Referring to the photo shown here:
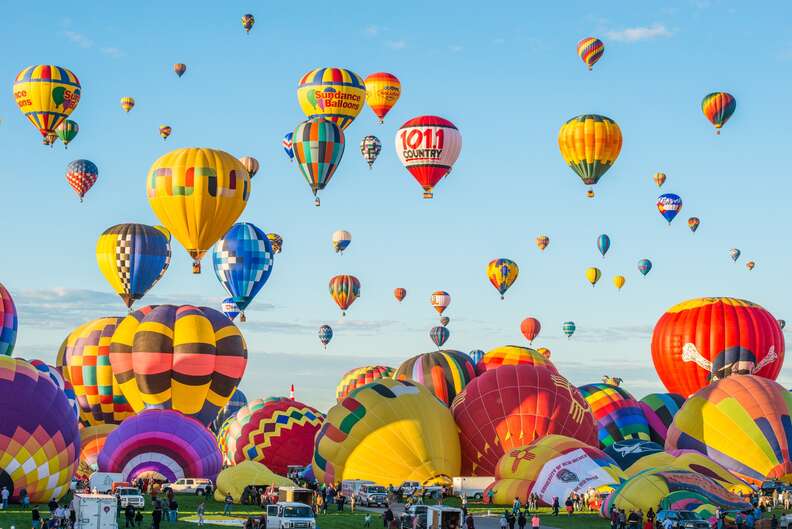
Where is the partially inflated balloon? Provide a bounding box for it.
[520,318,541,343]
[211,388,247,434]
[394,350,476,406]
[431,291,450,314]
[597,234,610,257]
[25,359,79,419]
[558,114,622,195]
[602,440,664,471]
[577,37,604,70]
[241,14,255,33]
[66,159,98,202]
[14,65,81,142]
[319,325,333,349]
[702,92,736,134]
[239,156,259,178]
[360,135,381,168]
[562,321,576,338]
[625,449,751,493]
[487,258,519,299]
[335,366,395,402]
[329,275,360,316]
[147,147,251,273]
[282,132,294,161]
[429,326,450,349]
[267,233,283,254]
[653,172,666,187]
[688,217,700,233]
[637,393,686,445]
[56,119,78,148]
[364,72,401,123]
[173,63,187,77]
[120,97,135,112]
[586,267,602,286]
[396,116,462,199]
[332,230,352,254]
[536,235,549,251]
[79,424,117,476]
[638,259,652,276]
[657,193,682,224]
[0,283,18,356]
[293,118,345,206]
[578,383,651,448]
[394,287,406,302]
[613,275,626,291]
[476,345,556,375]
[297,68,366,130]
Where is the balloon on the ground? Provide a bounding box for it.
[394,350,477,406]
[313,378,461,485]
[214,461,295,504]
[651,297,784,397]
[613,275,626,291]
[394,288,406,302]
[0,283,18,356]
[585,267,602,287]
[329,275,360,316]
[520,317,541,343]
[558,114,622,195]
[159,125,171,140]
[293,118,345,206]
[267,233,283,254]
[578,383,651,448]
[364,72,401,123]
[120,97,135,112]
[625,449,751,493]
[173,63,186,77]
[431,291,451,314]
[25,360,79,419]
[638,259,652,276]
[688,217,700,233]
[221,298,240,321]
[602,440,664,471]
[729,248,741,261]
[241,14,255,33]
[562,321,576,338]
[238,156,259,178]
[14,65,81,142]
[98,409,222,482]
[475,345,557,375]
[335,365,395,402]
[665,375,792,484]
[487,258,519,299]
[452,364,597,475]
[282,132,294,161]
[536,235,549,251]
[332,230,352,254]
[597,234,610,257]
[429,326,450,349]
[78,424,117,476]
[638,393,686,445]
[297,68,366,130]
[702,92,736,134]
[577,37,604,70]
[396,116,462,199]
[109,305,247,426]
[210,388,247,434]
[319,325,333,349]
[66,159,98,202]
[657,193,682,224]
[360,136,381,168]
[56,119,78,148]
[653,172,666,187]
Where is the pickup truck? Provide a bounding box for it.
[115,487,145,509]
[265,502,316,529]
[356,485,388,507]
[163,478,213,496]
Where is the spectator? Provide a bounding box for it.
[69,506,76,529]
[224,493,234,516]
[552,497,559,516]
[196,502,205,527]
[772,514,779,529]
[517,510,526,529]
[364,513,372,527]
[244,517,255,529]
[499,512,508,529]
[152,498,162,529]
[0,486,8,510]
[507,511,515,529]
[487,489,495,505]
[135,509,143,528]
[169,498,178,522]
[337,494,346,512]
[512,497,521,516]
[530,515,540,529]
[20,487,30,508]
[465,513,475,529]
[627,510,639,529]
[32,506,42,529]
[125,504,135,528]
[564,497,574,516]
[383,506,394,528]
[618,509,626,529]
[351,494,356,513]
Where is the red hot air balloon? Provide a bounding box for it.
[394,288,406,302]
[520,317,541,344]
[395,116,462,199]
[651,297,784,397]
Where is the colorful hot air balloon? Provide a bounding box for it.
[364,72,401,123]
[430,291,451,314]
[657,193,682,224]
[468,350,485,365]
[319,325,333,349]
[701,92,736,134]
[396,116,462,199]
[241,14,255,33]
[476,345,556,375]
[173,63,187,77]
[147,147,251,273]
[394,350,476,406]
[293,118,345,206]
[55,119,78,148]
[78,424,117,476]
[688,217,700,233]
[25,359,79,420]
[282,132,294,161]
[0,283,18,356]
[14,65,81,143]
[536,235,549,251]
[562,321,576,338]
[65,159,98,202]
[360,135,381,168]
[586,267,602,286]
[96,224,171,308]
[558,114,622,196]
[120,97,135,113]
[335,366,395,402]
[729,248,741,262]
[624,449,751,493]
[239,156,260,178]
[578,383,651,448]
[651,297,784,397]
[520,317,541,344]
[487,258,519,299]
[779,319,786,330]
[613,275,626,291]
[159,125,172,140]
[653,172,666,187]
[108,305,248,426]
[221,298,240,321]
[597,234,610,257]
[331,230,352,254]
[439,316,450,327]
[536,347,551,359]
[452,365,598,475]
[577,37,604,70]
[313,379,461,485]
[746,261,755,270]
[212,222,275,321]
[267,233,283,254]
[210,388,247,434]
[429,326,450,349]
[297,67,366,130]
[638,259,652,276]
[329,275,360,316]
[394,287,407,302]
[637,392,686,445]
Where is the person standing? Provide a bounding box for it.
[512,498,521,516]
[152,498,162,529]
[552,497,559,516]
[20,488,29,508]
[125,504,135,528]
[530,515,540,529]
[465,513,475,529]
[499,512,508,529]
[1,486,10,509]
[517,510,526,529]
[32,506,42,529]
[135,509,143,528]
[382,505,394,528]
[169,498,178,522]
[224,493,233,516]
[487,489,495,505]
[196,502,205,527]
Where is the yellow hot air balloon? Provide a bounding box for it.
[536,235,549,251]
[13,65,81,143]
[120,97,135,113]
[558,114,622,196]
[296,67,366,130]
[146,148,251,273]
[487,258,519,299]
[613,275,626,291]
[364,72,401,124]
[585,267,602,286]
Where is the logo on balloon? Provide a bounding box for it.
[378,86,401,102]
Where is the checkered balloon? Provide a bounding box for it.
[65,159,98,202]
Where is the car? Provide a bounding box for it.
[163,478,213,496]
[780,513,792,529]
[400,505,428,529]
[115,487,145,509]
[655,510,709,529]
[399,481,420,497]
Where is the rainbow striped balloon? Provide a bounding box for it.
[394,350,476,406]
[578,383,651,448]
[701,92,736,134]
[0,283,17,356]
[577,37,604,70]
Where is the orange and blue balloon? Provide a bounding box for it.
[487,258,519,299]
[688,217,700,233]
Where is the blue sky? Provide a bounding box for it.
[2,1,790,410]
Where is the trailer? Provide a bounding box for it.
[451,477,495,500]
[73,494,118,529]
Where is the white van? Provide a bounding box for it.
[265,502,316,529]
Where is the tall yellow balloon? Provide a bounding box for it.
[14,65,81,143]
[297,67,366,130]
[146,148,251,273]
[585,267,602,286]
[558,114,622,196]
[613,275,626,291]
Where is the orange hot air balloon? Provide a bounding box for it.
[430,291,451,314]
[173,63,187,77]
[364,72,401,123]
[520,317,541,344]
[653,172,667,187]
[394,288,406,303]
[159,125,172,140]
[329,275,360,316]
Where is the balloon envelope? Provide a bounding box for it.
[0,283,18,356]
[364,72,401,123]
[475,345,557,375]
[394,350,477,406]
[395,116,462,199]
[578,383,651,448]
[14,65,81,141]
[577,37,604,70]
[296,67,366,130]
[335,365,395,402]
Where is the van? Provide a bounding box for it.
[265,502,316,529]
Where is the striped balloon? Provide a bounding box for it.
[296,67,366,130]
[328,275,360,316]
[578,383,651,448]
[577,37,604,70]
[65,159,98,202]
[558,114,622,194]
[562,321,576,338]
[638,392,686,445]
[335,365,395,402]
[211,388,248,434]
[238,156,260,178]
[467,350,485,365]
[120,97,135,112]
[25,359,79,419]
[282,132,294,161]
[701,92,736,134]
[293,118,345,206]
[476,345,557,375]
[0,283,18,356]
[78,424,117,475]
[364,72,401,123]
[13,65,81,141]
[429,326,450,349]
[394,350,476,406]
[56,119,79,148]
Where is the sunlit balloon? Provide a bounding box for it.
[293,117,345,206]
[394,287,406,302]
[215,462,294,503]
[221,298,240,321]
[241,14,255,33]
[282,132,294,162]
[536,235,549,251]
[431,291,451,314]
[430,326,450,349]
[335,366,395,402]
[586,267,602,287]
[56,119,78,148]
[159,125,172,140]
[211,388,247,435]
[267,233,283,254]
[14,65,81,143]
[360,135,381,168]
[65,159,98,202]
[562,321,576,338]
[79,424,117,476]
[297,67,366,130]
[0,283,17,356]
[688,217,700,233]
[520,317,541,344]
[638,259,652,276]
[440,316,450,327]
[597,234,610,257]
[729,248,741,262]
[578,383,651,448]
[239,156,259,178]
[332,230,352,254]
[637,393,686,445]
[746,261,755,270]
[657,193,682,224]
[364,72,401,123]
[487,258,519,299]
[537,347,551,359]
[173,63,187,77]
[25,359,79,420]
[577,37,604,70]
[120,97,135,113]
[653,172,666,187]
[613,275,626,291]
[476,345,556,375]
[319,325,333,349]
[558,114,622,195]
[702,92,736,134]
[329,275,360,316]
[468,350,485,365]
[625,449,752,493]
[396,116,462,199]
[394,350,476,406]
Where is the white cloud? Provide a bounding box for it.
[448,45,463,53]
[607,24,672,42]
[364,25,381,37]
[385,40,407,50]
[62,30,93,48]
[101,47,124,58]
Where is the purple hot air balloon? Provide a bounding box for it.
[98,409,222,482]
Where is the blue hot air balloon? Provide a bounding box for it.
[656,193,683,224]
[283,132,294,162]
[430,326,450,349]
[562,321,576,339]
[319,325,333,349]
[468,350,484,365]
[638,259,653,277]
[597,234,611,258]
[221,298,240,321]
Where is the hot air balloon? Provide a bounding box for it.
[586,267,602,287]
[637,393,686,445]
[476,345,556,375]
[78,424,117,476]
[331,230,352,254]
[487,258,519,299]
[241,14,255,33]
[266,233,283,254]
[147,147,251,273]
[468,350,485,365]
[688,217,700,233]
[729,248,741,262]
[394,350,477,406]
[394,288,407,302]
[221,298,240,321]
[613,275,626,291]
[55,119,78,148]
[666,375,792,484]
[282,132,294,162]
[360,135,381,168]
[746,261,755,270]
[430,291,451,314]
[210,388,247,434]
[313,379,461,485]
[536,347,551,359]
[600,439,665,472]
[239,156,260,178]
[319,325,333,349]
[562,321,576,338]
[558,114,622,196]
[293,118,345,206]
[396,116,462,199]
[440,316,450,327]
[624,449,751,493]
[329,275,360,316]
[702,92,736,134]
[651,297,784,397]
[0,283,18,356]
[335,366,395,402]
[214,462,295,503]
[99,409,222,482]
[108,305,248,426]
[536,235,549,251]
[520,318,541,343]
[173,63,187,77]
[657,193,682,224]
[779,319,786,330]
[297,67,366,130]
[0,357,80,502]
[14,65,81,143]
[212,222,275,321]
[65,159,98,202]
[638,259,652,276]
[45,130,58,147]
[452,365,598,475]
[96,224,171,309]
[597,234,610,257]
[653,172,666,187]
[430,326,450,349]
[577,383,651,448]
[577,37,604,70]
[25,359,79,420]
[159,125,172,140]
[364,72,401,123]
[120,97,135,112]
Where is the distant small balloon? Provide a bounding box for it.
[429,326,450,349]
[159,125,172,140]
[332,230,352,254]
[242,14,255,33]
[577,37,604,71]
[239,156,260,178]
[613,275,626,291]
[487,258,519,300]
[440,316,450,327]
[468,350,484,364]
[266,233,283,254]
[66,159,98,202]
[653,172,666,187]
[394,288,407,303]
[120,97,135,113]
[360,135,382,169]
[562,321,576,339]
[585,267,602,287]
[173,63,187,77]
[536,235,549,251]
[729,248,741,262]
[638,259,652,277]
[746,261,755,271]
[688,217,700,233]
[520,317,541,344]
[430,291,451,314]
[319,325,333,349]
[597,234,610,257]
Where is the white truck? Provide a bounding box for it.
[115,487,145,509]
[451,477,495,501]
[89,472,123,494]
[265,502,316,529]
[426,506,463,529]
[163,478,213,496]
[340,479,375,499]
[73,494,118,529]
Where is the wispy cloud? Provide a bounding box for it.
[364,25,381,37]
[101,47,124,58]
[565,324,653,343]
[385,40,407,50]
[607,24,672,42]
[243,318,399,336]
[60,27,123,59]
[62,30,93,48]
